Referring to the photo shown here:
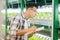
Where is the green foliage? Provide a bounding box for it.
[2,25,9,33]
[3,13,19,17]
[28,35,45,40]
[35,12,52,19]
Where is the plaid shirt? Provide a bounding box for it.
[6,14,30,40]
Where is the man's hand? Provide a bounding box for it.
[27,26,37,38]
[28,26,36,32]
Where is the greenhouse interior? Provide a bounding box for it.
[0,0,60,40]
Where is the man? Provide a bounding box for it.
[6,3,38,40]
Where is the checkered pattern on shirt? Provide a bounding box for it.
[6,14,26,40]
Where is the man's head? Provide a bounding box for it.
[24,4,38,19]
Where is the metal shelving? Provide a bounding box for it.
[5,0,60,40]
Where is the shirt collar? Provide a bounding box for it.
[21,14,30,21]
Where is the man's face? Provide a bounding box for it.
[29,6,37,18]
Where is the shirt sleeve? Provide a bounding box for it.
[9,15,21,37]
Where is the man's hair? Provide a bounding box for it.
[26,3,38,9]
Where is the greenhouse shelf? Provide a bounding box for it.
[29,33,60,40]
